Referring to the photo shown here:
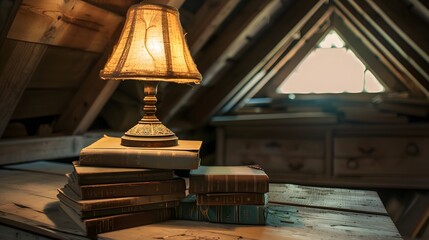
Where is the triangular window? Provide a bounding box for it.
[277,30,385,94]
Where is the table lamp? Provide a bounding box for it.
[100,3,202,147]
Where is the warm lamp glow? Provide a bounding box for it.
[100,3,202,147]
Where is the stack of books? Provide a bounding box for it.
[57,136,202,237]
[176,165,269,225]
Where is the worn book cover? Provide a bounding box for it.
[196,193,267,206]
[189,166,269,193]
[72,161,174,185]
[66,173,185,200]
[176,195,267,225]
[59,202,173,237]
[57,186,185,211]
[59,194,179,219]
[79,136,202,169]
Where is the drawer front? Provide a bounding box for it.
[334,137,429,176]
[225,139,325,174]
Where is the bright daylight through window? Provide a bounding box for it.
[277,30,385,94]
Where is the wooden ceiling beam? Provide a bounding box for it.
[7,0,123,53]
[364,0,429,64]
[335,0,428,97]
[158,0,282,123]
[186,0,328,127]
[0,41,47,138]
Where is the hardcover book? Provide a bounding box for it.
[72,161,174,185]
[59,202,173,237]
[189,166,269,194]
[176,195,267,225]
[79,136,202,169]
[59,196,179,219]
[66,174,185,200]
[196,193,267,206]
[57,186,185,211]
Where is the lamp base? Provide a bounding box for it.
[121,121,178,147]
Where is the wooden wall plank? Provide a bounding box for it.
[186,0,327,127]
[11,89,75,120]
[7,0,123,53]
[0,40,47,138]
[186,0,240,55]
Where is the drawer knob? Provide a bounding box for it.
[405,142,419,156]
[346,159,359,170]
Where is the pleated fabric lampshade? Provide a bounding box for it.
[100,3,201,84]
[99,2,202,147]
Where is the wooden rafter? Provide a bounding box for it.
[186,0,328,127]
[186,0,240,55]
[347,0,429,92]
[158,0,282,123]
[365,0,429,64]
[229,6,334,112]
[335,0,428,97]
[53,48,120,135]
[333,12,407,91]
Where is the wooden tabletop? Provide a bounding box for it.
[0,161,402,240]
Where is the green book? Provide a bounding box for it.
[175,195,267,225]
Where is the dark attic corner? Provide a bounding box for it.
[0,0,428,239]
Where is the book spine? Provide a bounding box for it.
[189,175,269,193]
[80,178,186,200]
[78,171,174,185]
[79,149,200,170]
[196,193,266,206]
[81,193,185,211]
[81,200,179,219]
[85,208,174,236]
[176,203,266,225]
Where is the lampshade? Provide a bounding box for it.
[100,3,202,84]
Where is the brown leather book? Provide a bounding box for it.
[79,136,202,170]
[189,166,269,194]
[72,161,174,185]
[59,201,173,237]
[67,173,186,200]
[196,193,267,206]
[57,186,185,211]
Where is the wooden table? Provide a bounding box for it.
[0,161,402,240]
